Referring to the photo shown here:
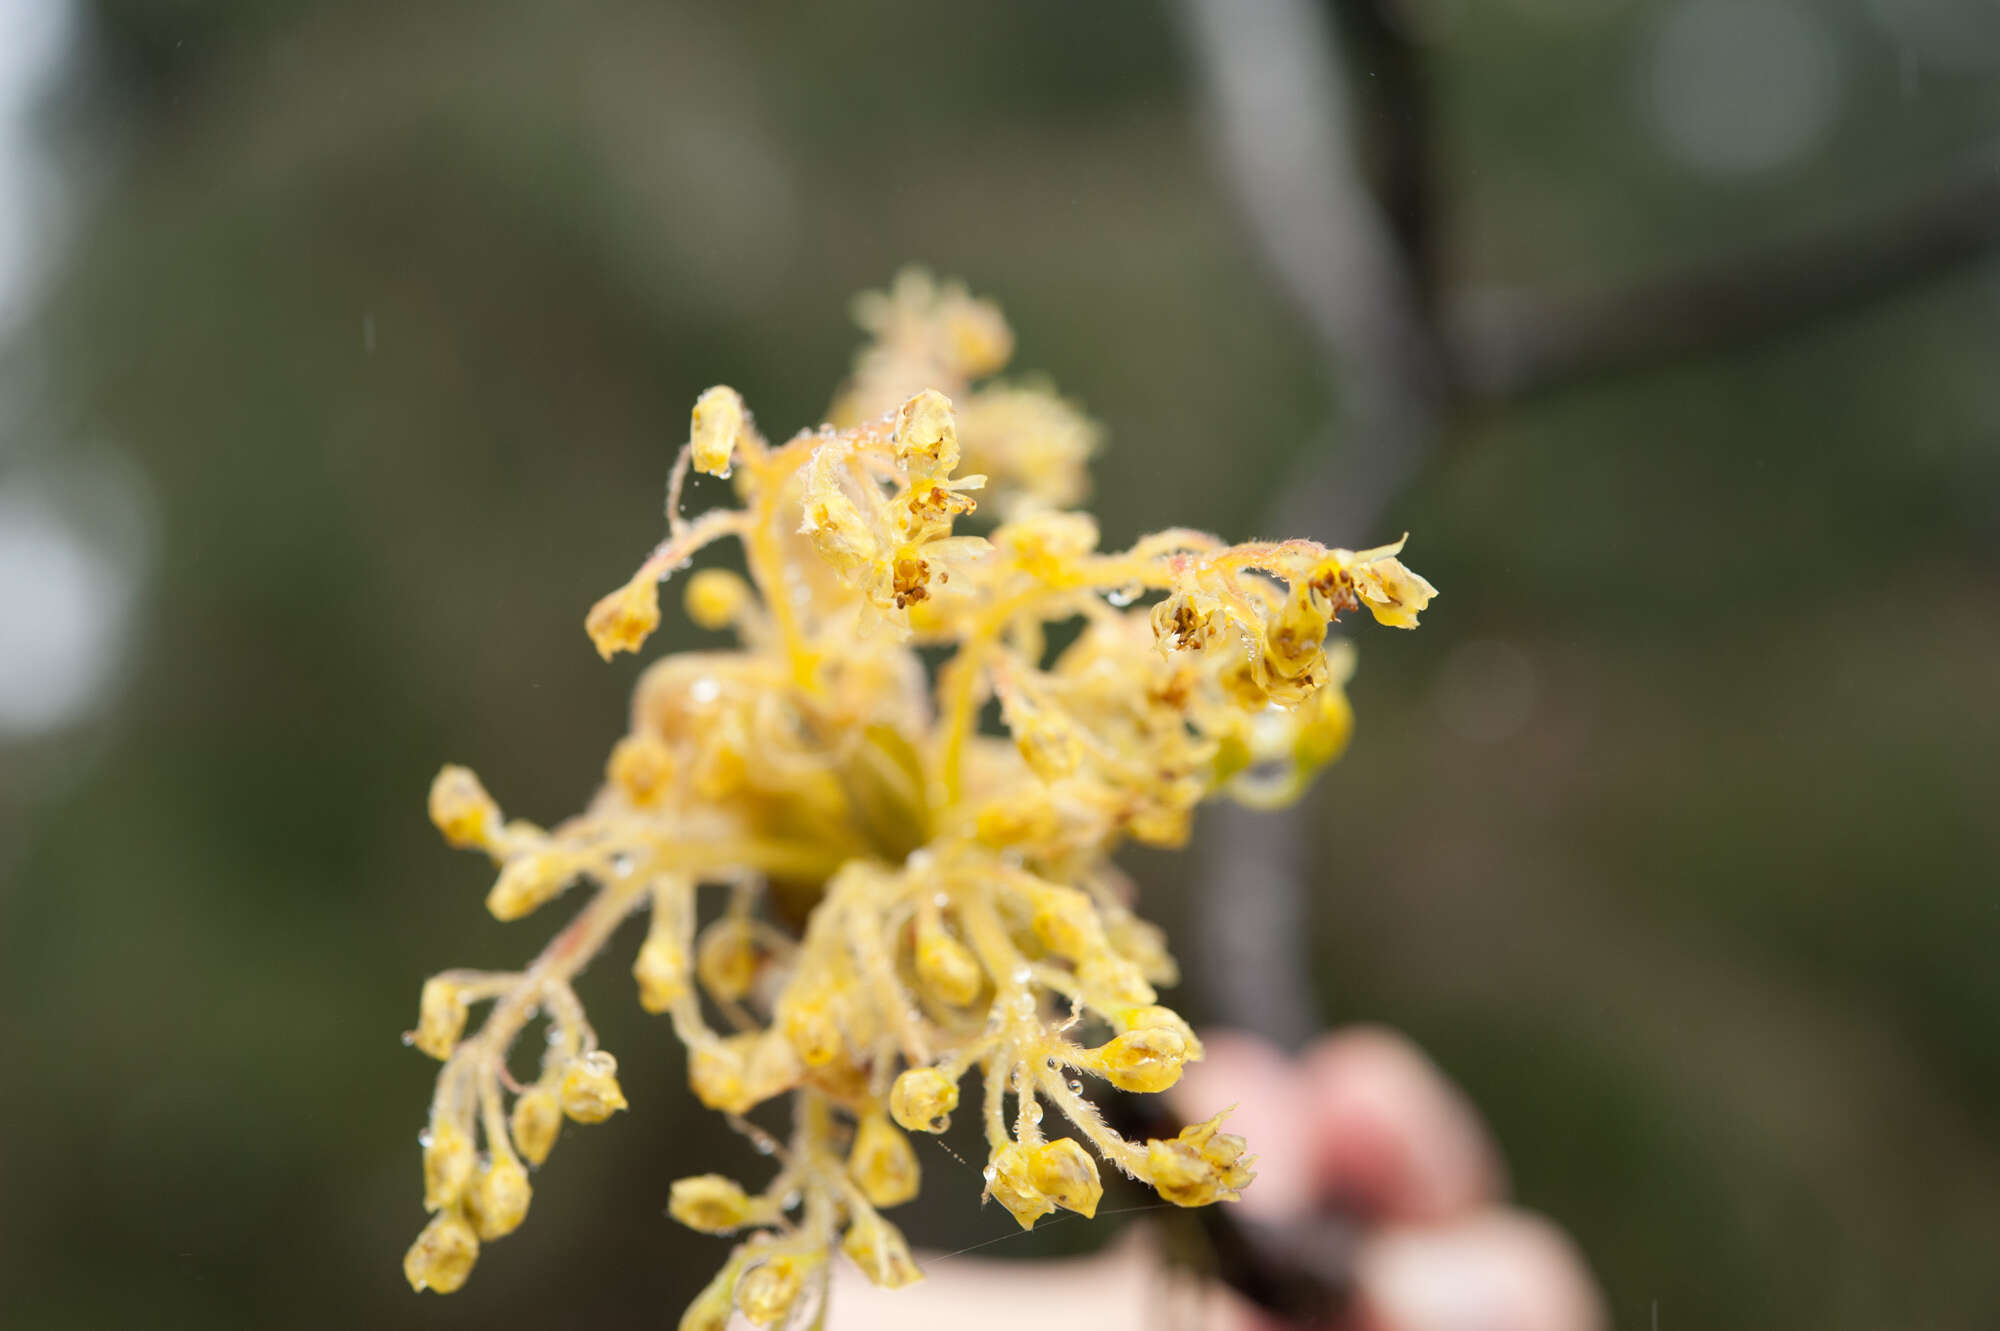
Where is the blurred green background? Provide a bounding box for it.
[3,1,1996,1328]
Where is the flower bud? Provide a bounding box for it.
[607,732,675,806]
[509,1087,561,1166]
[404,1209,479,1293]
[848,1111,920,1208]
[1027,884,1100,959]
[1076,953,1156,1007]
[684,567,752,630]
[689,385,746,478]
[412,977,468,1061]
[943,295,1013,378]
[485,851,569,922]
[778,990,843,1067]
[690,1031,800,1115]
[914,921,984,1006]
[842,1211,922,1288]
[669,1173,753,1234]
[469,1155,532,1239]
[1146,1111,1254,1208]
[559,1050,628,1123]
[428,765,498,850]
[696,917,759,1001]
[1109,1004,1203,1061]
[1028,1138,1102,1218]
[1012,711,1083,783]
[735,1254,810,1327]
[888,1066,959,1133]
[1093,1026,1189,1094]
[423,1121,476,1211]
[633,932,690,1013]
[984,1141,1054,1229]
[585,571,663,660]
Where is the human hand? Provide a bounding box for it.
[829,1026,1603,1331]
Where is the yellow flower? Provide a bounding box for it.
[400,274,1432,1311]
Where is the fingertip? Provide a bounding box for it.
[1301,1027,1503,1222]
[1353,1211,1605,1331]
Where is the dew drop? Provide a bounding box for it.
[689,677,721,704]
[400,1032,415,1047]
[754,1137,777,1156]
[418,1128,435,1148]
[930,1114,950,1132]
[1067,1079,1083,1095]
[612,853,634,877]
[1105,585,1140,607]
[1025,1102,1043,1125]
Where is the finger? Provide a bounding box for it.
[1300,1026,1504,1223]
[1352,1210,1606,1331]
[1171,1027,1318,1221]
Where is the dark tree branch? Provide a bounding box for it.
[1449,148,2000,402]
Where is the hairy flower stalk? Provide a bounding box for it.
[401,271,1435,1323]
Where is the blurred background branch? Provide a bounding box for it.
[1177,0,2000,1053]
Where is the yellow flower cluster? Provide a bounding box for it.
[401,272,1434,1323]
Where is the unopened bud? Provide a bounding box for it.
[412,978,468,1060]
[1093,1026,1188,1094]
[1028,1137,1102,1218]
[469,1155,532,1239]
[428,765,498,849]
[559,1051,628,1123]
[914,923,984,1006]
[509,1087,562,1165]
[842,1211,922,1288]
[423,1121,476,1211]
[668,1173,753,1234]
[888,1066,958,1133]
[486,852,569,922]
[735,1254,810,1327]
[684,568,751,630]
[689,385,746,478]
[848,1111,920,1208]
[403,1209,479,1293]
